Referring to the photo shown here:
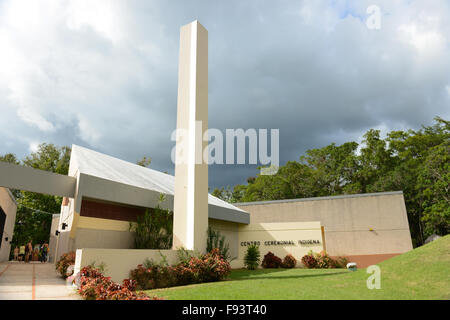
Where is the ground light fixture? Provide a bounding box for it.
[62,223,68,230]
[55,230,60,236]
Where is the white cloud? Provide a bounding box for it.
[66,0,126,44]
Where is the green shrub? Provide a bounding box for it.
[206,227,231,261]
[176,247,197,265]
[281,254,297,268]
[261,252,282,268]
[130,194,173,249]
[244,244,260,270]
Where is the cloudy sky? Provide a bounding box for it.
[0,0,449,189]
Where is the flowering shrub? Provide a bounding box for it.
[301,253,318,268]
[129,248,231,290]
[261,252,282,268]
[333,256,349,268]
[281,254,297,268]
[78,266,160,300]
[129,263,178,290]
[55,252,76,279]
[315,251,335,268]
[301,251,348,269]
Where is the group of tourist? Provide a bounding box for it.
[13,241,49,263]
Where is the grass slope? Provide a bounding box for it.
[145,235,450,300]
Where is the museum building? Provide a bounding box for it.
[0,21,413,280]
[47,145,411,270]
[0,144,413,270]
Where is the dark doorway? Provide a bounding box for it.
[0,206,6,249]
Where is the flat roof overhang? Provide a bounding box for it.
[0,161,249,224]
[76,173,249,224]
[0,161,76,198]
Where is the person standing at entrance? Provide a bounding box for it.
[19,245,25,261]
[14,246,19,261]
[40,243,48,263]
[24,241,32,263]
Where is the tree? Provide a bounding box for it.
[137,156,152,167]
[0,153,19,165]
[418,141,450,236]
[225,117,449,247]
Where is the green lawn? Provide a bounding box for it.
[144,235,450,300]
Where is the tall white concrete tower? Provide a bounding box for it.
[172,21,208,253]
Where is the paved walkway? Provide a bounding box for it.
[0,262,80,300]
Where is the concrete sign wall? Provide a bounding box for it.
[232,222,324,268]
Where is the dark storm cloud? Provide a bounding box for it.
[0,0,449,189]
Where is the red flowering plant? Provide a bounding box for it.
[55,251,76,279]
[185,248,231,283]
[172,264,197,286]
[261,252,282,268]
[129,248,231,290]
[281,254,297,268]
[301,251,347,269]
[128,261,178,290]
[315,251,335,269]
[78,266,160,300]
[301,253,318,268]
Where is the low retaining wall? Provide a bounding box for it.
[74,221,325,280]
[74,248,183,283]
[334,253,401,268]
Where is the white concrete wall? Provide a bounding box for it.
[209,219,240,261]
[237,192,413,257]
[48,214,60,262]
[74,248,185,283]
[73,221,323,282]
[0,188,17,262]
[232,222,323,268]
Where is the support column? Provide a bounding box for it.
[172,21,208,253]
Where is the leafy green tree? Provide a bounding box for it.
[137,156,152,167]
[418,141,449,236]
[0,153,19,165]
[225,117,449,247]
[212,187,233,202]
